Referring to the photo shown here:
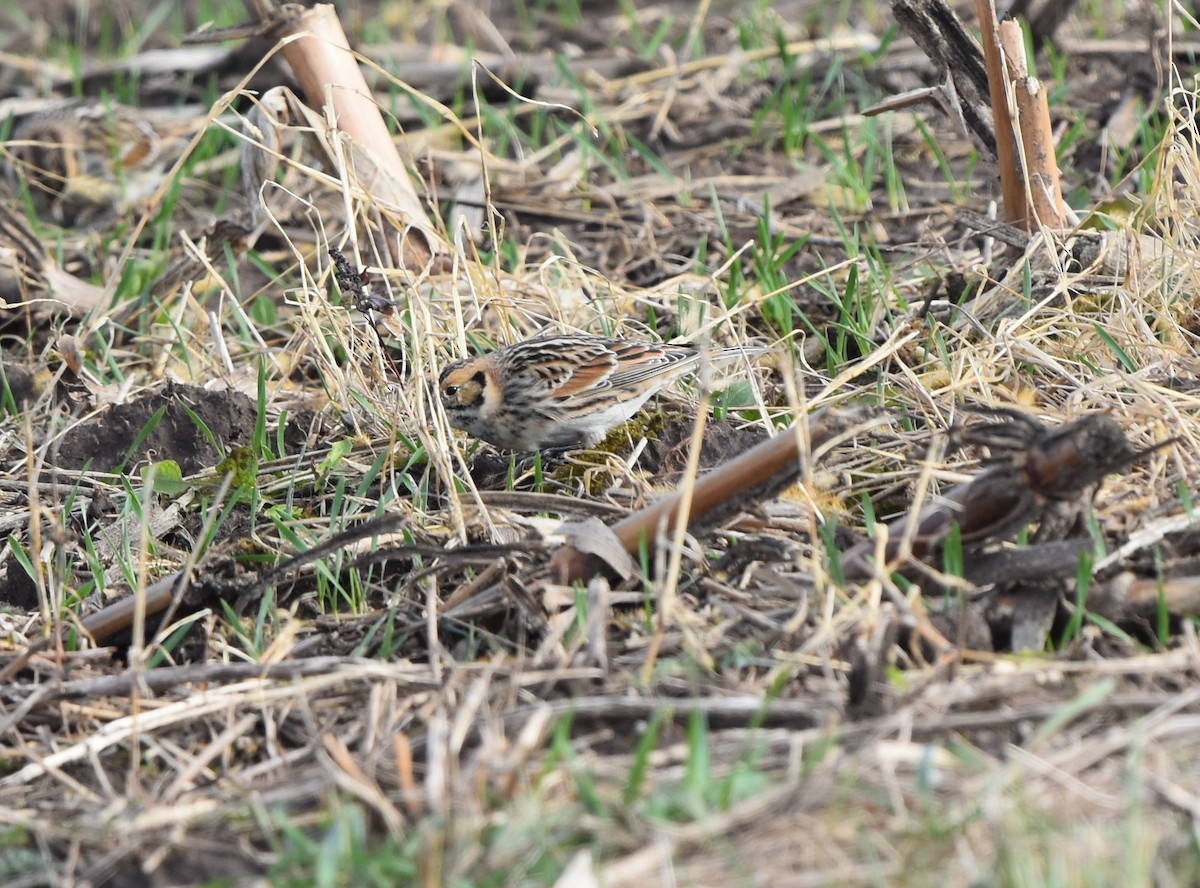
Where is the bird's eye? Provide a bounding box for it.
[444,385,459,398]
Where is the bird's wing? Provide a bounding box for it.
[507,337,620,398]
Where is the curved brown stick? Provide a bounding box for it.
[550,406,874,584]
[80,571,189,645]
[0,569,186,683]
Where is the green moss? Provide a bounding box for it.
[548,409,681,494]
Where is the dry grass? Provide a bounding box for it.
[2,0,1200,885]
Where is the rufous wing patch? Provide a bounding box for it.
[552,348,619,396]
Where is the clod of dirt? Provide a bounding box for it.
[640,417,771,480]
[0,550,40,610]
[0,365,42,406]
[55,381,258,475]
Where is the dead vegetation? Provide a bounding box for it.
[2,0,1200,885]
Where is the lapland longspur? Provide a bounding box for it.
[439,334,763,451]
[5,102,192,226]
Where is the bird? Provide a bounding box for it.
[438,333,763,451]
[5,101,192,226]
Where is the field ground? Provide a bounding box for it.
[2,1,1200,885]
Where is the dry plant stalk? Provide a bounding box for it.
[551,406,868,584]
[998,19,1067,228]
[253,1,443,266]
[889,0,994,155]
[974,0,1027,225]
[840,412,1170,582]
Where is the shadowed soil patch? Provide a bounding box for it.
[55,382,258,475]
